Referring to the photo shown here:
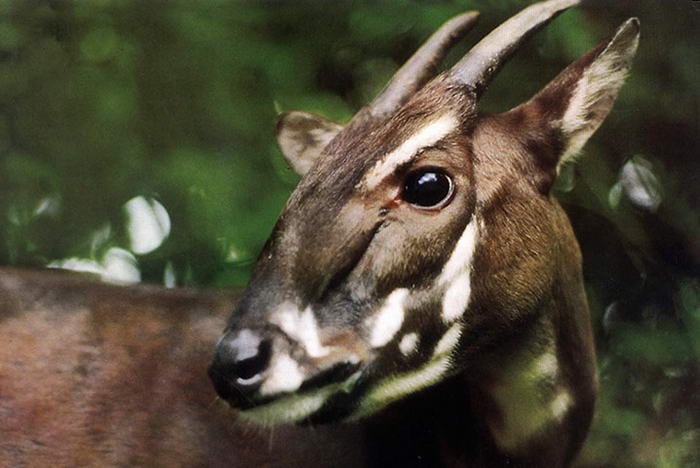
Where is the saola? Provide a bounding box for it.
[209,0,639,465]
[0,1,639,466]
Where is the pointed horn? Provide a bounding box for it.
[369,11,480,117]
[450,0,580,97]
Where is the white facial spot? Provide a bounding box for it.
[368,288,409,348]
[433,323,462,357]
[437,220,478,323]
[270,303,330,358]
[441,272,471,323]
[259,353,304,396]
[398,332,419,356]
[550,391,572,421]
[363,113,459,189]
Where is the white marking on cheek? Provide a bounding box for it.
[398,332,419,356]
[363,113,459,189]
[368,288,409,348]
[270,304,330,358]
[438,220,478,284]
[441,272,471,323]
[297,307,330,358]
[433,323,462,357]
[259,353,304,396]
[437,220,478,323]
[550,391,572,421]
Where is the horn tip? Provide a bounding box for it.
[456,11,480,21]
[559,0,582,8]
[445,11,480,31]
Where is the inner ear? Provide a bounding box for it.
[512,18,640,182]
[276,111,343,176]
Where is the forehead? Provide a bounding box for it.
[253,80,476,305]
[288,78,473,211]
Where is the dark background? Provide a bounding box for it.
[1,1,698,465]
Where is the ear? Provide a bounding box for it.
[276,111,343,176]
[520,18,640,172]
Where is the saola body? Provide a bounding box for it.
[209,0,639,465]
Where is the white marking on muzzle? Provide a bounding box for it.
[433,322,462,357]
[368,288,409,348]
[259,353,304,396]
[437,220,479,323]
[363,113,459,189]
[270,303,330,358]
[399,332,419,356]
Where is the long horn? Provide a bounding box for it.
[450,0,579,97]
[369,11,480,117]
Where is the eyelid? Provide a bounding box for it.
[392,146,438,178]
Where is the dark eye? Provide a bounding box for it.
[402,169,454,209]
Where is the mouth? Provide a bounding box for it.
[234,338,459,426]
[235,369,363,426]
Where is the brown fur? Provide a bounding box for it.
[0,268,366,467]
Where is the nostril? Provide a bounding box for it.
[233,338,271,383]
[209,329,273,404]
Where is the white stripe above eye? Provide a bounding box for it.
[363,113,459,190]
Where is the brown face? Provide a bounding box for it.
[208,83,487,424]
[208,0,639,426]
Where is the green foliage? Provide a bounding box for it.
[1,0,698,465]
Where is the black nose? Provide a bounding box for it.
[208,329,272,407]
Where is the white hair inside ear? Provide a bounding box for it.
[558,18,640,169]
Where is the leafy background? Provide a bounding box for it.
[1,0,698,465]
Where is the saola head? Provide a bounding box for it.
[209,0,639,426]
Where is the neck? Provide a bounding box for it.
[475,315,569,452]
[471,285,597,465]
